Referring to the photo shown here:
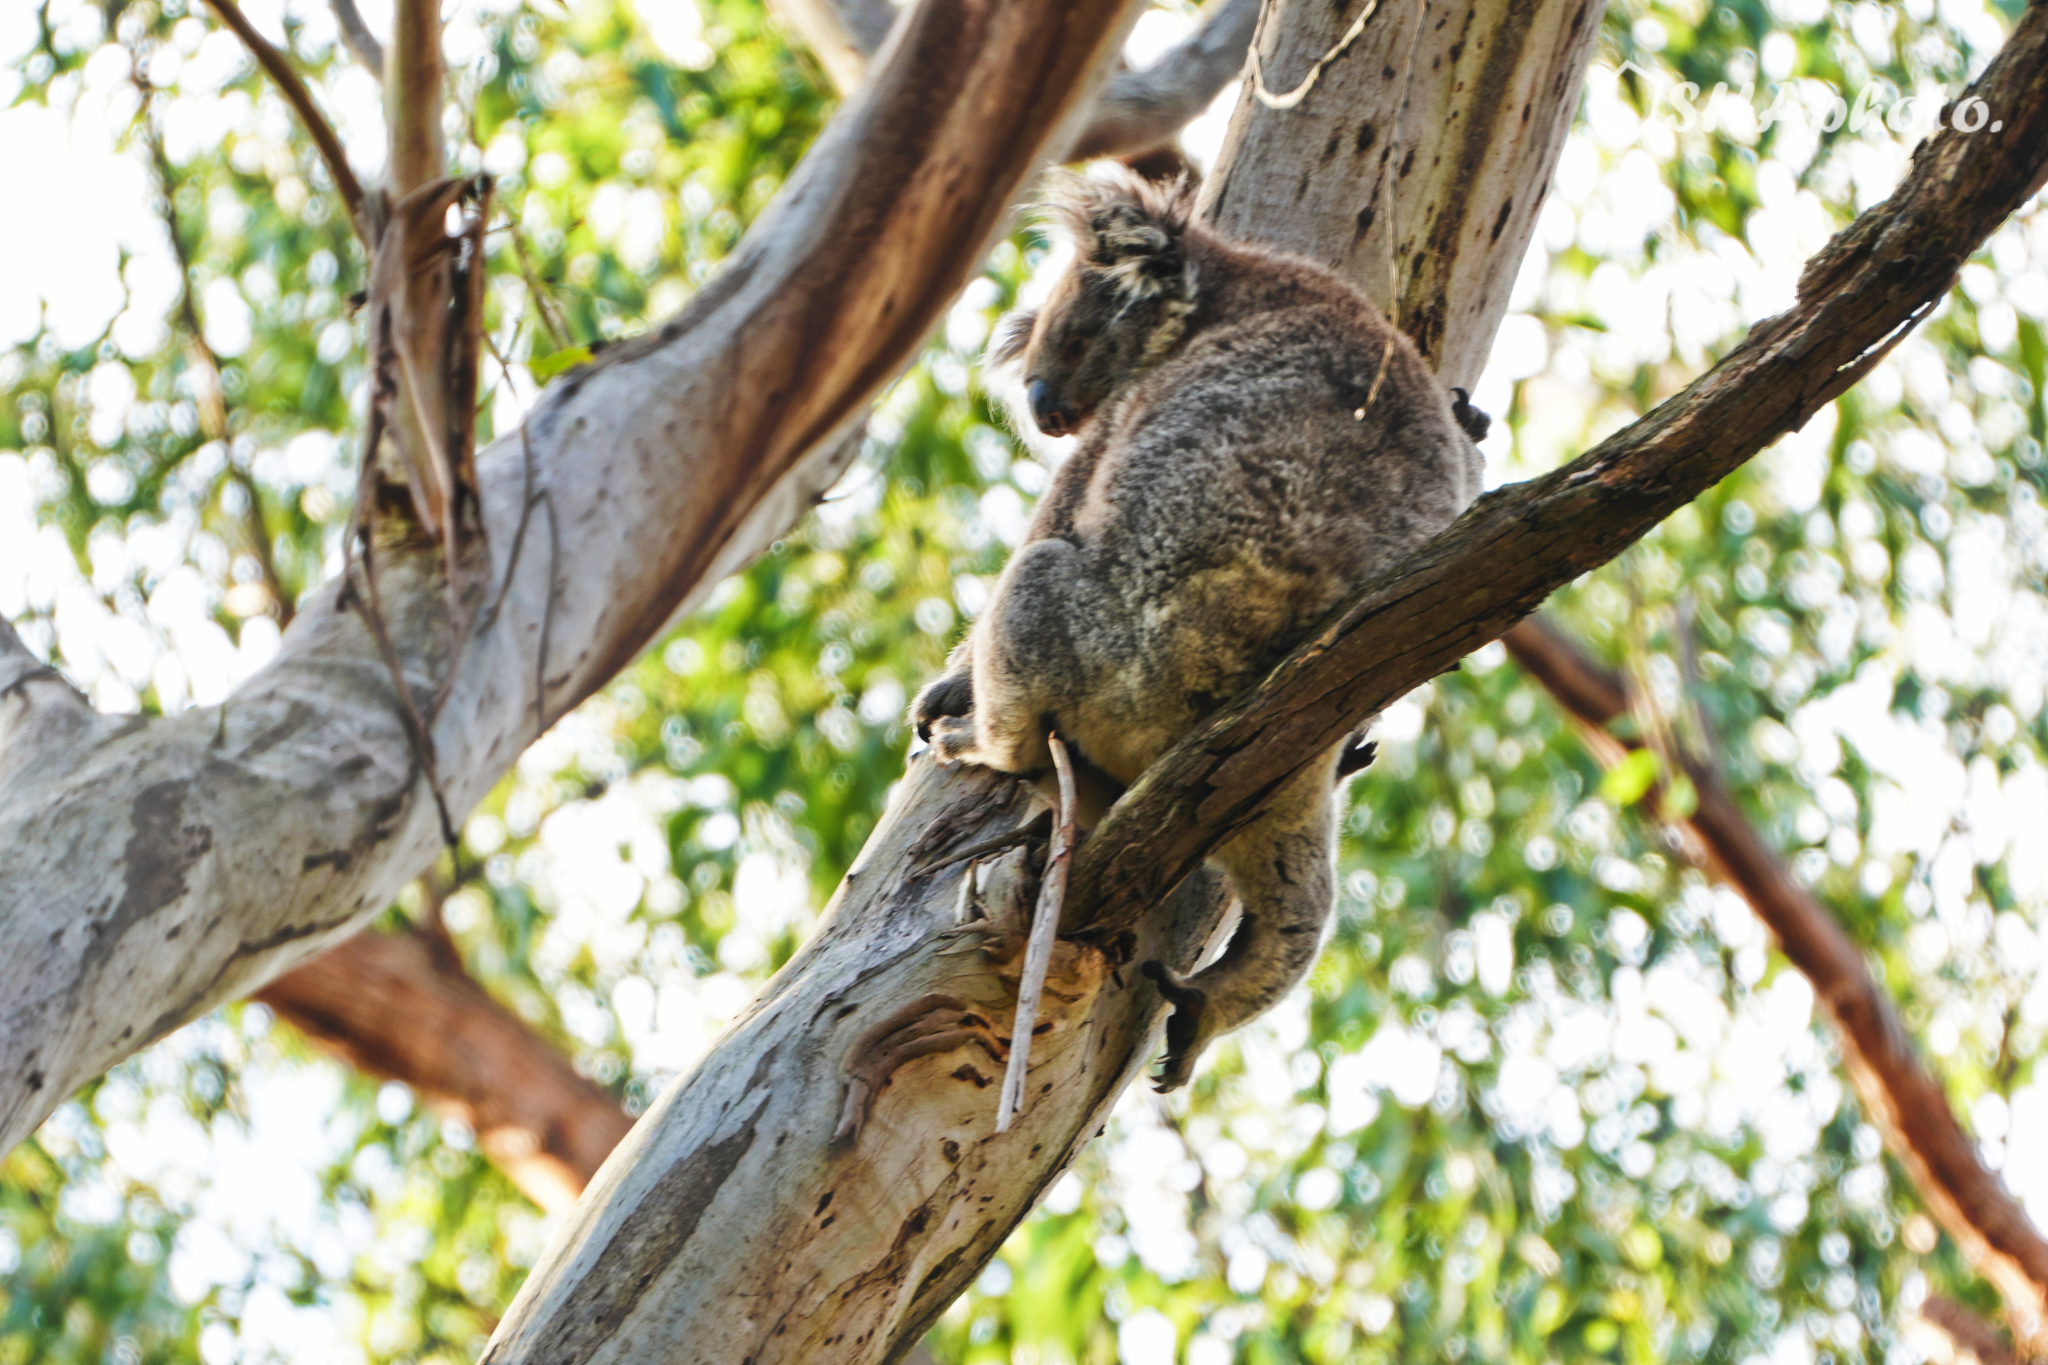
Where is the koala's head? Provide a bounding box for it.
[990,170,1196,439]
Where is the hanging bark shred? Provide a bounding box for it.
[997,734,1078,1133]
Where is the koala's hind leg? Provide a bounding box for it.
[928,537,1089,776]
[1143,750,1341,1092]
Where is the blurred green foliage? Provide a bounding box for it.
[4,0,2046,1360]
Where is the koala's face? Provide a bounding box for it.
[1019,267,1184,437]
[990,194,1191,439]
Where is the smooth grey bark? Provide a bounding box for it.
[478,1,1604,1361]
[0,0,1141,1158]
[1200,0,1602,385]
[776,0,1263,159]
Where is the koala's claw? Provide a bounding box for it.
[912,670,975,743]
[1449,387,1492,443]
[1140,960,1208,1093]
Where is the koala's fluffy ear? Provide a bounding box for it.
[988,309,1036,367]
[1044,169,1194,299]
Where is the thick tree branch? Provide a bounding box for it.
[477,0,1607,1358]
[0,0,1139,1156]
[1199,0,1605,387]
[1063,17,2048,949]
[1922,1295,2036,1365]
[198,0,366,231]
[1505,616,2048,1350]
[782,0,1259,160]
[256,923,631,1213]
[0,618,106,793]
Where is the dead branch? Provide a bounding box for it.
[997,733,1077,1131]
[1505,616,2048,1350]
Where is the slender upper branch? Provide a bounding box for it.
[330,0,385,76]
[1507,617,2048,1349]
[198,0,366,231]
[780,0,1259,160]
[1066,0,1260,159]
[1062,8,2048,947]
[384,0,445,198]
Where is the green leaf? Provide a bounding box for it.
[529,345,596,382]
[1599,748,1661,807]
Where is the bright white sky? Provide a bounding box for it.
[4,1,2048,1361]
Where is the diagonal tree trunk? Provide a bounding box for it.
[478,4,2048,1363]
[0,0,1142,1158]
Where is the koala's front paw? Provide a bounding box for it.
[912,670,975,742]
[927,713,983,767]
[1140,960,1210,1093]
[1449,387,1492,443]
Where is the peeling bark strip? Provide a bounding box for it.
[255,926,633,1213]
[1066,10,2048,949]
[1505,617,2048,1350]
[0,0,1140,1158]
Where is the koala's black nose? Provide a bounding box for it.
[1027,380,1074,438]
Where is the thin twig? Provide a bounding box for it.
[508,223,573,353]
[198,0,366,233]
[997,734,1076,1133]
[135,92,296,628]
[1247,0,1379,110]
[226,467,295,628]
[346,538,460,853]
[913,808,1053,877]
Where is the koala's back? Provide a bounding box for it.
[1041,286,1477,785]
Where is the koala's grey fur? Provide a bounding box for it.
[912,169,1483,1091]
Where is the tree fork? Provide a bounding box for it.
[0,0,1142,1156]
[480,0,1610,1358]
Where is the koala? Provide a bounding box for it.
[913,169,1484,1091]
